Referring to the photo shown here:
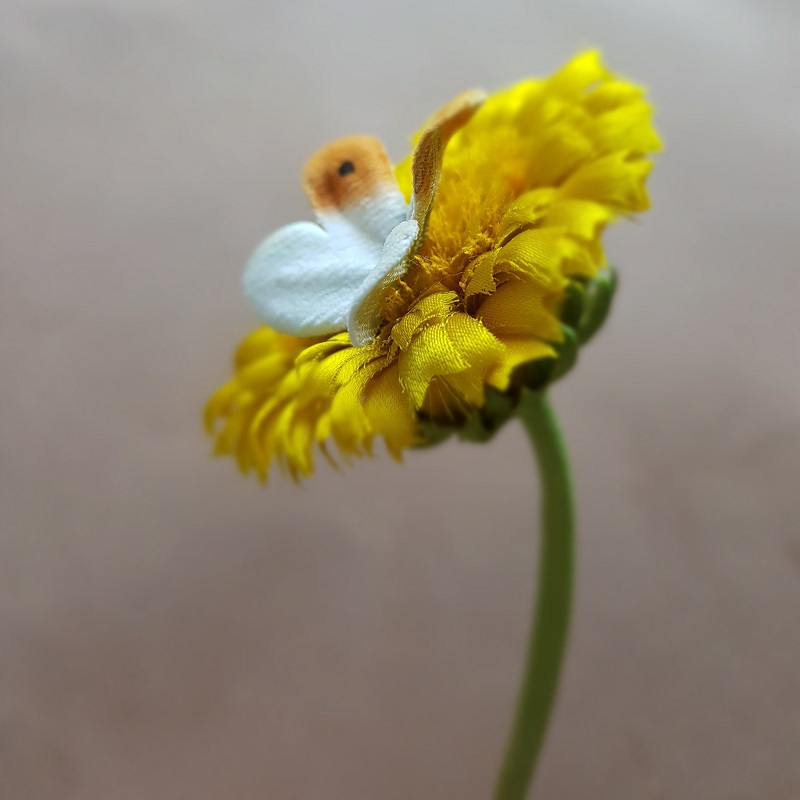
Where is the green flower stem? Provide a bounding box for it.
[493,390,576,800]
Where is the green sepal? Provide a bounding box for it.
[559,281,586,331]
[414,385,519,447]
[577,267,617,345]
[413,420,455,449]
[457,386,517,443]
[550,325,579,382]
[516,354,557,392]
[515,324,579,390]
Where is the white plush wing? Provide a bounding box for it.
[243,221,382,337]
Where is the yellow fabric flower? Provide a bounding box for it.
[205,51,660,481]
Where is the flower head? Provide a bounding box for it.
[205,51,660,481]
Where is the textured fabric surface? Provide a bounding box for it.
[1,1,799,799]
[243,136,410,337]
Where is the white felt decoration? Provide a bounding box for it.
[242,90,485,346]
[243,194,407,337]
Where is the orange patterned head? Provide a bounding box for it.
[302,135,398,215]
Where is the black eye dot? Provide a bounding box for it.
[338,160,355,177]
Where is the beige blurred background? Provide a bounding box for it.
[1,0,799,798]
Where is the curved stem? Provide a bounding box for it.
[493,390,576,800]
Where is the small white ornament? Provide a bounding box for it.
[243,90,486,346]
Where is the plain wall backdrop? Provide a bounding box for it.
[1,0,799,797]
